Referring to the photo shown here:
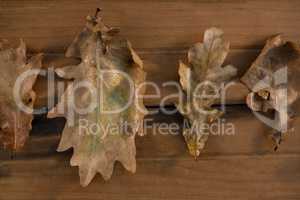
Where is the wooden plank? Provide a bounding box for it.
[0,153,300,200]
[1,1,300,198]
[1,0,300,52]
[2,106,299,160]
[33,49,257,107]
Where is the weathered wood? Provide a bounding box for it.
[2,106,299,160]
[1,149,300,200]
[1,0,300,198]
[1,0,300,52]
[2,0,300,106]
[1,107,300,199]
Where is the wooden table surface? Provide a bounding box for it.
[0,0,300,199]
[1,106,300,200]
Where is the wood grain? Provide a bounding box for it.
[1,0,300,199]
[1,0,300,52]
[2,0,300,106]
[1,107,300,199]
[2,106,300,159]
[6,0,299,106]
[1,154,300,200]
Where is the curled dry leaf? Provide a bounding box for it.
[0,39,43,150]
[241,35,300,150]
[48,10,147,186]
[177,28,237,158]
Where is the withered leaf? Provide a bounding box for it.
[48,10,147,186]
[241,35,300,150]
[0,39,43,150]
[177,28,237,158]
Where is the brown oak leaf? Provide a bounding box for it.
[0,39,43,150]
[177,28,237,158]
[48,10,147,186]
[241,35,299,150]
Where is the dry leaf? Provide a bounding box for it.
[0,39,43,150]
[177,28,237,158]
[48,10,147,186]
[241,35,299,150]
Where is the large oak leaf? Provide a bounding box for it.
[48,11,147,186]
